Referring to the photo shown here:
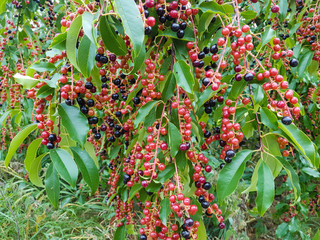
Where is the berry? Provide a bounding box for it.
[282,116,292,125]
[289,59,299,67]
[171,23,180,32]
[181,230,190,239]
[48,134,57,143]
[46,142,54,149]
[184,218,194,227]
[244,72,254,81]
[271,5,280,13]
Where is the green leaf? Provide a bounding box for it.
[276,222,289,238]
[134,101,158,128]
[36,85,55,98]
[5,123,37,167]
[82,11,96,44]
[24,138,42,172]
[241,10,258,19]
[114,225,126,240]
[29,153,47,187]
[50,149,78,188]
[128,184,142,201]
[66,15,82,71]
[49,32,67,49]
[13,73,57,89]
[0,110,13,128]
[301,167,320,178]
[297,49,314,78]
[197,220,207,240]
[217,150,252,202]
[168,122,182,157]
[29,62,56,72]
[99,15,127,56]
[157,164,175,183]
[199,1,234,15]
[278,122,319,168]
[275,156,301,201]
[256,161,275,216]
[159,198,171,226]
[45,163,60,208]
[114,0,145,73]
[161,73,176,102]
[58,102,89,147]
[260,26,275,49]
[279,0,288,21]
[229,80,247,101]
[198,12,215,36]
[289,23,302,36]
[173,60,194,94]
[0,0,9,14]
[312,230,320,240]
[260,107,278,130]
[77,35,96,77]
[71,147,99,194]
[84,141,99,167]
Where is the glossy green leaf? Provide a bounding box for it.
[279,122,319,168]
[82,11,96,44]
[173,60,194,94]
[168,122,182,157]
[66,15,82,71]
[36,85,55,98]
[241,10,258,19]
[297,49,314,78]
[45,163,60,208]
[229,80,247,101]
[199,12,215,36]
[0,110,13,128]
[312,230,320,240]
[217,150,252,202]
[161,73,176,102]
[58,102,89,147]
[71,146,99,194]
[199,1,234,15]
[260,26,275,49]
[0,0,9,14]
[301,167,320,178]
[114,224,126,240]
[275,156,301,201]
[99,15,127,56]
[256,161,275,216]
[134,101,158,128]
[24,138,42,172]
[114,0,145,73]
[159,197,171,226]
[157,164,175,183]
[85,141,99,167]
[29,62,56,72]
[77,35,96,77]
[5,123,37,167]
[50,149,78,188]
[49,32,67,49]
[128,184,142,201]
[260,107,278,130]
[197,220,207,240]
[279,0,288,21]
[29,153,47,187]
[13,73,57,89]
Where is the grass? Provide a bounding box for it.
[0,162,116,240]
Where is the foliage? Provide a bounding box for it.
[0,0,319,239]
